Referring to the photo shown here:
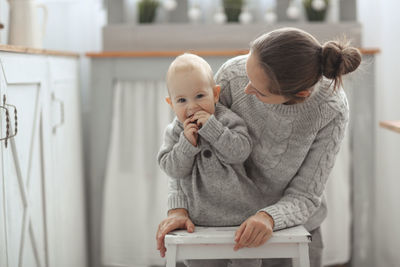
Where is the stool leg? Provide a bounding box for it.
[166,244,177,267]
[292,243,310,267]
[292,257,300,267]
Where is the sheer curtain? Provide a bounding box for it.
[321,127,351,265]
[101,79,351,266]
[102,80,172,266]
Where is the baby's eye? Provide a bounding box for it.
[177,98,186,103]
[196,94,204,99]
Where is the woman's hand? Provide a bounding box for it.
[156,208,195,257]
[234,211,274,251]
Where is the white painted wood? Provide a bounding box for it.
[46,57,87,267]
[298,243,310,267]
[0,52,86,267]
[2,56,46,267]
[176,243,299,259]
[166,244,177,267]
[164,226,311,266]
[0,67,9,267]
[292,256,300,267]
[166,225,311,244]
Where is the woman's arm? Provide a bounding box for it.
[157,121,201,179]
[259,110,349,231]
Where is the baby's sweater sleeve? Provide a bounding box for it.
[167,177,188,211]
[157,119,201,179]
[259,104,349,231]
[198,105,252,164]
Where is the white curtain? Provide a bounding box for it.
[321,127,351,265]
[102,80,172,267]
[101,80,351,266]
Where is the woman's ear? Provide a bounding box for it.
[295,90,311,98]
[165,97,172,106]
[213,85,221,102]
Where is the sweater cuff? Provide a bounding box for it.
[168,194,188,211]
[198,115,224,144]
[177,132,201,156]
[259,206,286,231]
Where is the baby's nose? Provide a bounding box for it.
[187,102,198,111]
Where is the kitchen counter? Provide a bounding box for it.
[380,120,400,134]
[86,48,380,58]
[0,44,79,57]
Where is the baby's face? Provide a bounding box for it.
[168,68,218,123]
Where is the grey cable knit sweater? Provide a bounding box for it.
[164,55,349,231]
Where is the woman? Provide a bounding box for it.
[156,27,361,267]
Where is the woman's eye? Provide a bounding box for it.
[177,98,186,103]
[196,94,204,99]
[257,91,266,97]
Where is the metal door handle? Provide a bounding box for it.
[0,94,18,148]
[52,92,64,134]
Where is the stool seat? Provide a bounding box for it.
[165,225,311,267]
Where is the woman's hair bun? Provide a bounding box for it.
[322,40,362,79]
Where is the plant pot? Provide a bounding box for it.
[138,0,159,23]
[303,0,329,22]
[223,0,244,22]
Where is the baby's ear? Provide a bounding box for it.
[213,85,221,102]
[165,97,172,106]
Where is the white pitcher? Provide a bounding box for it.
[7,0,48,48]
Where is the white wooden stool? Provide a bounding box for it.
[165,225,311,267]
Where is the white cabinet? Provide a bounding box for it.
[0,52,87,267]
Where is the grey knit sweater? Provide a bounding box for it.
[164,55,349,231]
[158,103,260,226]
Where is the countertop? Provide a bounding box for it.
[380,120,400,134]
[0,44,79,57]
[86,48,380,58]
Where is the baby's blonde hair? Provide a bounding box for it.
[166,53,215,94]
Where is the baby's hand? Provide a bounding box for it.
[183,117,199,146]
[192,111,211,128]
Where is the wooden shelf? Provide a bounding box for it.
[380,120,400,134]
[0,44,79,57]
[86,48,379,58]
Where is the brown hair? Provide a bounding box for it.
[250,27,362,100]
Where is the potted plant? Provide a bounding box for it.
[138,0,159,23]
[223,0,244,22]
[303,0,329,22]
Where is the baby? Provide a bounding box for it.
[157,53,263,267]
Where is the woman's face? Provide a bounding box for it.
[245,52,289,104]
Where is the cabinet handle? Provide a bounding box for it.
[52,92,64,134]
[0,105,10,148]
[0,94,18,148]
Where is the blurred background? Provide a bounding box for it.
[0,0,399,267]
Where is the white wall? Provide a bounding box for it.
[358,1,400,267]
[0,0,105,112]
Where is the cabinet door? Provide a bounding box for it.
[47,57,87,267]
[0,62,8,267]
[0,55,50,267]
